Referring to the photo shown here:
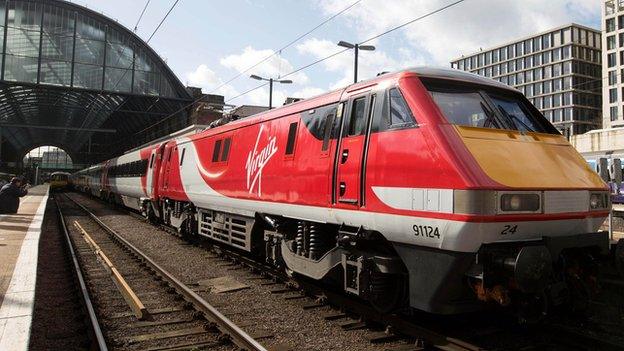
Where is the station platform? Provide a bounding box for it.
[0,184,49,350]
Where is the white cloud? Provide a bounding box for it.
[220,46,309,84]
[185,64,238,97]
[245,86,325,107]
[297,38,426,90]
[247,86,288,107]
[316,0,600,65]
[292,87,326,98]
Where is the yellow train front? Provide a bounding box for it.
[392,68,612,320]
[48,171,71,191]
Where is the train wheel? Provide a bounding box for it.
[180,217,197,243]
[368,271,407,313]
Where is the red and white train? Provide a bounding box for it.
[73,67,613,317]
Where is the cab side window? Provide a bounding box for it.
[383,88,416,129]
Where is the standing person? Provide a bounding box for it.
[0,177,29,214]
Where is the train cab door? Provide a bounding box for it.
[334,92,375,207]
[161,143,175,193]
[145,148,159,199]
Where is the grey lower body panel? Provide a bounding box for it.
[392,232,611,314]
[392,243,479,314]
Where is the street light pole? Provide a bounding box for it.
[338,41,375,83]
[354,44,358,84]
[269,78,273,109]
[250,75,293,109]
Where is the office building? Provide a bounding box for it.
[450,24,602,137]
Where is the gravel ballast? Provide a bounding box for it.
[68,192,410,351]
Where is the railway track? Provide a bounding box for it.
[63,193,487,350]
[65,192,624,351]
[56,194,266,351]
[56,196,108,351]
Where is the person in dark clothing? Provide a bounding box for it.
[0,177,28,214]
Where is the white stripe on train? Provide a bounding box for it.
[176,137,604,253]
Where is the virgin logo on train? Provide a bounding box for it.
[245,124,278,196]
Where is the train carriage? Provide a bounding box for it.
[49,171,71,191]
[75,67,612,318]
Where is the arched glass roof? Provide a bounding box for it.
[0,0,192,165]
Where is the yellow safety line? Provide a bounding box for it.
[73,221,151,321]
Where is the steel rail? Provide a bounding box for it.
[78,193,483,351]
[63,194,267,351]
[73,221,150,321]
[55,197,108,351]
[222,248,484,351]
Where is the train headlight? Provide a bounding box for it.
[589,192,609,211]
[500,194,540,212]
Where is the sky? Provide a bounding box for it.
[74,0,602,108]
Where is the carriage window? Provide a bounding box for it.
[221,138,231,161]
[285,122,298,155]
[149,154,155,168]
[388,88,415,127]
[179,148,186,166]
[212,140,222,162]
[349,97,366,136]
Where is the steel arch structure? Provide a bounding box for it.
[0,0,192,166]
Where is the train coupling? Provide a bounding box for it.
[470,232,609,310]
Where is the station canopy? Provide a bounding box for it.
[0,0,193,166]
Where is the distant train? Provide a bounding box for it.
[49,171,71,191]
[73,67,615,320]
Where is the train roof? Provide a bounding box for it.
[406,66,517,91]
[179,66,516,141]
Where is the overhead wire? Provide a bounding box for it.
[129,0,468,136]
[134,0,151,32]
[146,0,181,43]
[207,0,363,95]
[132,0,364,135]
[107,0,181,94]
[76,0,162,134]
[359,0,466,45]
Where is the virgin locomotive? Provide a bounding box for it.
[73,67,612,317]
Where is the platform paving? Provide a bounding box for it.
[0,185,49,351]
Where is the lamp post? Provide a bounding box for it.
[338,41,375,83]
[249,75,293,109]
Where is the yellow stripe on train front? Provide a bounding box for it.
[454,126,606,189]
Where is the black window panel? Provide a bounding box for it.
[388,88,415,127]
[221,138,231,161]
[423,79,558,134]
[322,111,335,151]
[348,97,366,136]
[179,148,186,166]
[212,140,222,162]
[285,122,298,155]
[149,154,155,168]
